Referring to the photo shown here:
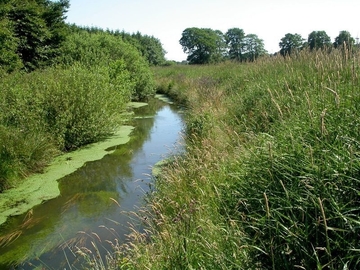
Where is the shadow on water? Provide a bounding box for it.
[0,97,184,269]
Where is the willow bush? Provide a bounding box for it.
[0,62,136,191]
[60,30,155,100]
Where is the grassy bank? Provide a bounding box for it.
[115,49,360,269]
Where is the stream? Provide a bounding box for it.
[0,97,184,269]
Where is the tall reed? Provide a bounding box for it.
[117,49,360,269]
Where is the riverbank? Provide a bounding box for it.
[0,99,157,225]
[118,49,360,269]
[0,125,134,226]
[0,96,185,268]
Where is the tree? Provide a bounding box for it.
[179,27,225,64]
[308,31,331,50]
[7,0,69,71]
[225,28,245,61]
[242,34,267,61]
[0,1,22,72]
[42,0,70,59]
[279,33,304,56]
[69,27,167,66]
[132,33,166,66]
[213,30,227,62]
[334,30,355,49]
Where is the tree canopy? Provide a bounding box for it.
[279,33,304,56]
[0,2,167,73]
[0,2,21,72]
[334,30,355,49]
[60,26,155,100]
[242,34,266,61]
[4,0,70,71]
[179,27,226,64]
[180,27,267,64]
[225,28,245,61]
[113,31,166,66]
[308,31,332,50]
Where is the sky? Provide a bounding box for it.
[65,0,360,61]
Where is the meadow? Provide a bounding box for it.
[113,48,360,269]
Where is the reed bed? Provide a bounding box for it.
[115,49,360,269]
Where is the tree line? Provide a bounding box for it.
[66,25,167,66]
[180,27,267,64]
[279,30,356,56]
[0,0,70,72]
[180,27,357,64]
[0,0,167,74]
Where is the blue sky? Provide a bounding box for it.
[66,0,360,61]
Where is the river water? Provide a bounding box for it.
[0,97,184,269]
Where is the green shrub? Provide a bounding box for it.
[39,64,131,150]
[60,30,155,100]
[0,61,134,190]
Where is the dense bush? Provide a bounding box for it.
[0,13,160,192]
[60,30,155,100]
[0,63,134,191]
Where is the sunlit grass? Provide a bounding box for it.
[112,48,360,269]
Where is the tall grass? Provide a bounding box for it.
[117,49,360,269]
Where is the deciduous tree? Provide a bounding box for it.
[179,27,225,64]
[279,33,304,56]
[308,31,331,50]
[0,1,22,72]
[7,0,69,71]
[334,30,355,49]
[242,34,267,61]
[133,33,166,66]
[225,28,245,61]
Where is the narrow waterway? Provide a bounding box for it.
[0,97,184,269]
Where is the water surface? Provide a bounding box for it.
[0,97,184,269]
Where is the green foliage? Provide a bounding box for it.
[70,26,167,67]
[131,32,167,66]
[181,27,267,64]
[0,63,133,190]
[41,65,131,150]
[308,30,332,50]
[334,30,355,49]
[60,29,155,100]
[122,49,360,269]
[0,16,159,192]
[180,27,226,64]
[225,28,245,61]
[242,34,267,61]
[279,33,305,56]
[0,4,22,72]
[6,0,69,71]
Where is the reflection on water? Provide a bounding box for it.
[0,98,184,269]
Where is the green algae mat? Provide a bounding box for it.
[0,125,134,225]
